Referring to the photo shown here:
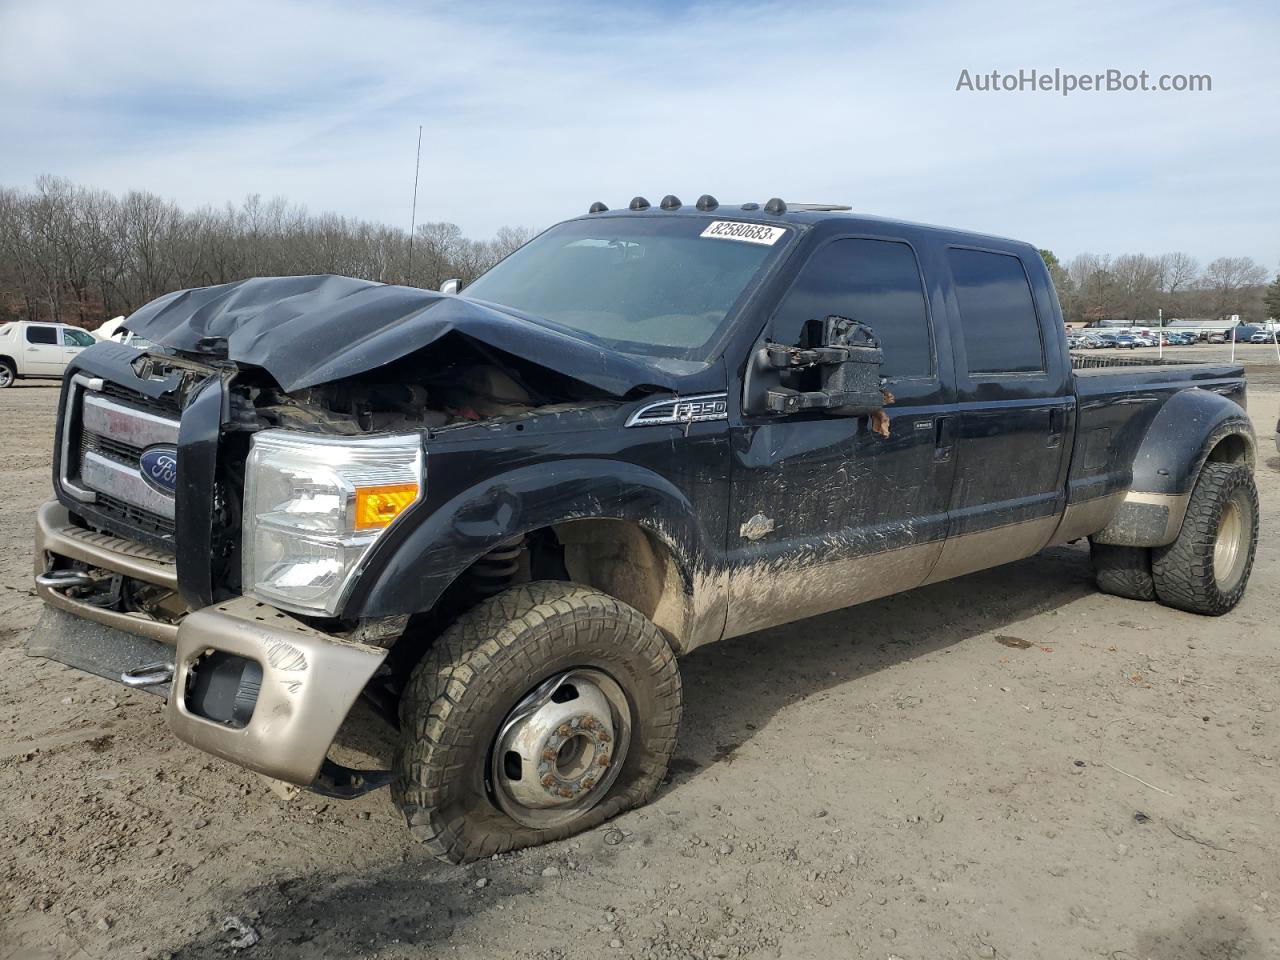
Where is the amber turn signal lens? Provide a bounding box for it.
[354,483,419,530]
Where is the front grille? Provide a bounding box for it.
[82,430,141,467]
[59,376,182,549]
[93,492,177,539]
[99,379,183,417]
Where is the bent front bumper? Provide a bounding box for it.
[31,500,388,786]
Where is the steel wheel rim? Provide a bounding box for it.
[1213,497,1247,591]
[490,668,631,829]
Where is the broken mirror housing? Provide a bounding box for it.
[761,315,885,416]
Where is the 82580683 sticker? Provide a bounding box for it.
[699,221,787,245]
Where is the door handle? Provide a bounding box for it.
[933,415,954,462]
[1048,407,1065,447]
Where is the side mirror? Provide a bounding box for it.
[747,316,885,417]
[439,278,461,295]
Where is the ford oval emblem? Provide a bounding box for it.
[139,445,179,496]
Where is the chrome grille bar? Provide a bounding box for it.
[80,451,177,520]
[82,393,180,449]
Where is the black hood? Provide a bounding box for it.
[121,275,676,396]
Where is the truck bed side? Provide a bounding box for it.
[1056,356,1250,545]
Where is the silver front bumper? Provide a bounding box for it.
[168,597,387,785]
[33,499,388,785]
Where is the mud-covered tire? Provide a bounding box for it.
[0,360,14,388]
[1152,463,1259,616]
[1090,542,1155,601]
[393,581,682,864]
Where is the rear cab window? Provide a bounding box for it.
[947,248,1045,375]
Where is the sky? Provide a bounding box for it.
[1,0,1276,267]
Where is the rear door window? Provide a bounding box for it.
[947,248,1045,375]
[25,325,57,345]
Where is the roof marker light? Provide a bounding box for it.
[629,196,650,211]
[660,194,682,210]
[741,202,759,211]
[588,201,609,213]
[764,197,787,215]
[695,194,719,211]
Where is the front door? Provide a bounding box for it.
[726,236,957,638]
[925,245,1073,583]
[62,326,96,368]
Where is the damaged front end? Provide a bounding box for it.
[33,277,657,793]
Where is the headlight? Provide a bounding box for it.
[242,431,424,615]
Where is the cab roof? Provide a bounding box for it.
[578,195,1029,251]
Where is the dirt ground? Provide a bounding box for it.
[2,346,1278,960]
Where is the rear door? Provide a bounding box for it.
[22,324,63,375]
[925,245,1073,583]
[726,234,958,637]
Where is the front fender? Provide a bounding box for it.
[343,458,716,623]
[1093,387,1254,547]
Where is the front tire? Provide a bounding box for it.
[1152,463,1259,615]
[393,582,682,863]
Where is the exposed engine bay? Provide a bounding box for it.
[246,336,616,435]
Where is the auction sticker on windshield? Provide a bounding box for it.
[700,221,787,245]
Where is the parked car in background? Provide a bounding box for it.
[1249,332,1274,344]
[0,321,97,387]
[1209,332,1228,344]
[1114,335,1140,349]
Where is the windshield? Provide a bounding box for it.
[462,216,791,360]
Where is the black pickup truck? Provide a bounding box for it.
[31,196,1260,862]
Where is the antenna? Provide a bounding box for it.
[407,125,423,284]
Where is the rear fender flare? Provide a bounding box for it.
[1093,388,1254,547]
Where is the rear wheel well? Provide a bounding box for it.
[1205,432,1251,467]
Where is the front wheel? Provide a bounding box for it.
[1152,463,1259,615]
[393,582,682,863]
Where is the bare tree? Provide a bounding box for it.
[1158,252,1199,294]
[1201,256,1269,319]
[0,177,537,325]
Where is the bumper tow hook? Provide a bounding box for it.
[35,570,98,590]
[121,661,175,689]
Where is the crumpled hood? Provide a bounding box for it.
[121,274,675,396]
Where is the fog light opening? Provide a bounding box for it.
[184,651,263,729]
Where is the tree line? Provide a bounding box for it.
[1039,249,1279,327]
[2,176,1276,329]
[0,176,535,326]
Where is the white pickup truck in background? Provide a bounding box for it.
[0,321,98,387]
